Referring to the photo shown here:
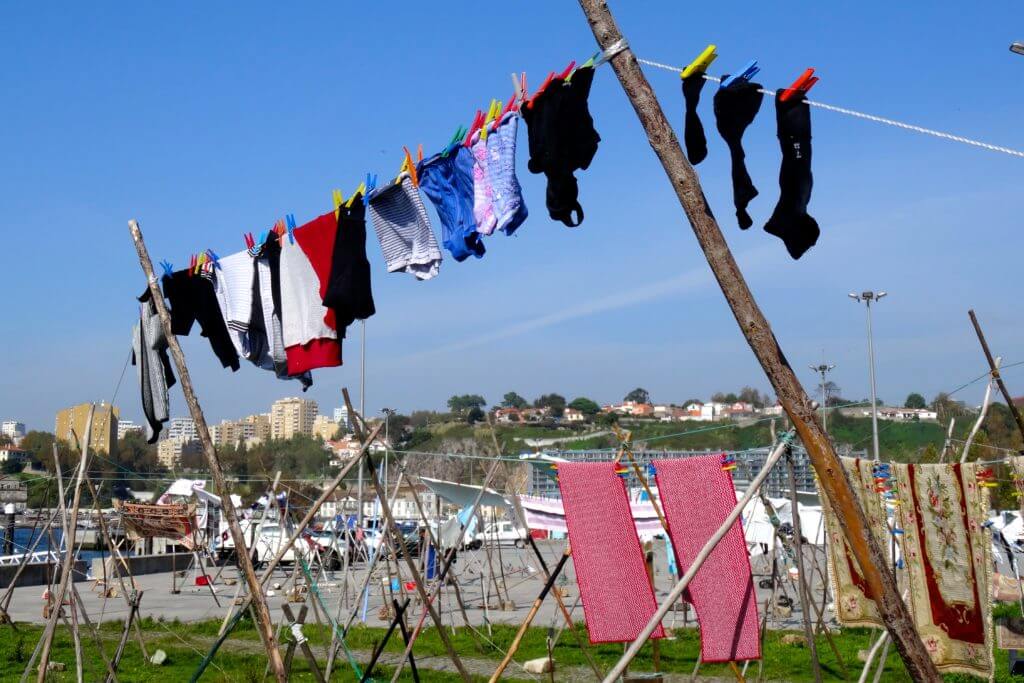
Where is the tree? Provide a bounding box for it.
[904,393,926,409]
[534,393,567,418]
[447,394,486,415]
[683,399,703,408]
[501,392,529,409]
[738,386,765,408]
[0,434,12,448]
[711,392,739,404]
[624,388,650,404]
[820,381,844,406]
[569,397,601,416]
[466,406,485,424]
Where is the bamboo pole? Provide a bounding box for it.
[969,310,1024,442]
[571,4,938,680]
[128,220,286,683]
[33,404,94,682]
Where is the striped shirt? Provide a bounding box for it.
[211,250,255,359]
[368,175,442,280]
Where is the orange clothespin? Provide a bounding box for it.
[780,68,819,102]
[402,146,419,187]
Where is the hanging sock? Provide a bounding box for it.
[713,78,763,229]
[682,74,709,165]
[763,90,819,259]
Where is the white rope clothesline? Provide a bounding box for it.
[634,56,1024,159]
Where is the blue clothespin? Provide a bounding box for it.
[720,59,760,88]
[158,260,174,278]
[285,214,296,244]
[205,249,220,270]
[363,173,378,206]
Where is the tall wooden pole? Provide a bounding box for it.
[128,220,287,682]
[968,309,1024,443]
[572,3,938,680]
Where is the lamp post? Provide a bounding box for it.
[809,362,836,433]
[849,291,886,460]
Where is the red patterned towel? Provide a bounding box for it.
[655,455,761,662]
[558,462,665,643]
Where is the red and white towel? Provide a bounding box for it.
[557,462,665,643]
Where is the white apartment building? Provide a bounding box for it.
[167,417,198,442]
[1,421,26,441]
[117,420,143,439]
[333,407,351,431]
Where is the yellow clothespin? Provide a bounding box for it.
[333,189,344,218]
[403,146,419,187]
[481,99,499,140]
[195,251,207,274]
[681,44,718,79]
[345,181,366,209]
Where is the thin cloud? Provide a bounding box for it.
[396,246,774,362]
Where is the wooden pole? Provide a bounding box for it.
[571,4,938,680]
[969,309,1024,443]
[34,404,94,682]
[786,453,821,683]
[488,547,572,683]
[128,220,286,682]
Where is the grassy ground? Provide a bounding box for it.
[1,614,1019,682]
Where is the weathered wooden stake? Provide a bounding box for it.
[128,220,286,681]
[572,3,938,679]
[969,309,1024,443]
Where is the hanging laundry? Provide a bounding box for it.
[557,461,665,643]
[469,129,498,236]
[279,221,341,375]
[654,455,761,662]
[369,175,444,279]
[763,90,819,259]
[251,237,313,389]
[211,250,257,360]
[522,66,601,228]
[820,457,891,627]
[161,269,240,371]
[132,288,176,444]
[323,197,375,339]
[418,148,486,262]
[486,111,529,235]
[292,211,339,332]
[891,461,993,677]
[713,78,764,229]
[681,74,709,165]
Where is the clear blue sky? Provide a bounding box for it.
[2,2,1022,431]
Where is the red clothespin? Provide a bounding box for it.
[463,110,484,147]
[526,73,555,110]
[557,60,576,81]
[780,68,819,102]
[188,253,197,276]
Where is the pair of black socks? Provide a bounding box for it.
[683,75,818,258]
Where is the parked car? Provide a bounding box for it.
[475,521,528,547]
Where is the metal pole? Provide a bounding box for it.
[809,363,835,434]
[866,298,880,460]
[358,320,366,528]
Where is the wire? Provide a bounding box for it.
[634,57,1024,159]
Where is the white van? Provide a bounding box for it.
[475,521,527,547]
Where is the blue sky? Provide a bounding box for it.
[2,2,1022,431]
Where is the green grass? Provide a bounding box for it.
[1,615,1021,682]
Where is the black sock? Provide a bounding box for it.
[764,90,819,259]
[682,74,708,165]
[713,78,763,229]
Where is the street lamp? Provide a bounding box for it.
[849,291,886,460]
[809,362,836,433]
[1012,42,1024,56]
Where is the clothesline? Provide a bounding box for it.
[634,56,1024,159]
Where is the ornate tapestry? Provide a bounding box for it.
[821,457,890,627]
[116,501,197,549]
[892,462,992,677]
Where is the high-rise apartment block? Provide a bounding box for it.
[332,407,351,431]
[55,402,119,454]
[167,417,198,443]
[270,398,318,440]
[1,421,26,442]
